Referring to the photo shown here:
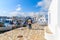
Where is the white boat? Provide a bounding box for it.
[0,19,13,31]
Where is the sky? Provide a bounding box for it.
[0,0,51,16]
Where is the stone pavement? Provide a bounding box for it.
[0,23,52,40]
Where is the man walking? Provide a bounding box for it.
[27,19,32,29]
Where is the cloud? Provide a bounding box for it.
[17,4,21,7]
[36,0,52,16]
[16,4,22,11]
[7,4,25,17]
[0,10,9,16]
[43,0,52,9]
[36,0,51,9]
[36,1,43,7]
[26,12,39,17]
[16,7,21,11]
[2,11,6,13]
[28,12,34,16]
[8,11,26,17]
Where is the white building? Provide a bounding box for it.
[38,15,47,26]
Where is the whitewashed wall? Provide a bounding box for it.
[45,0,58,40]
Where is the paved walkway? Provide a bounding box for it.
[0,23,52,40]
